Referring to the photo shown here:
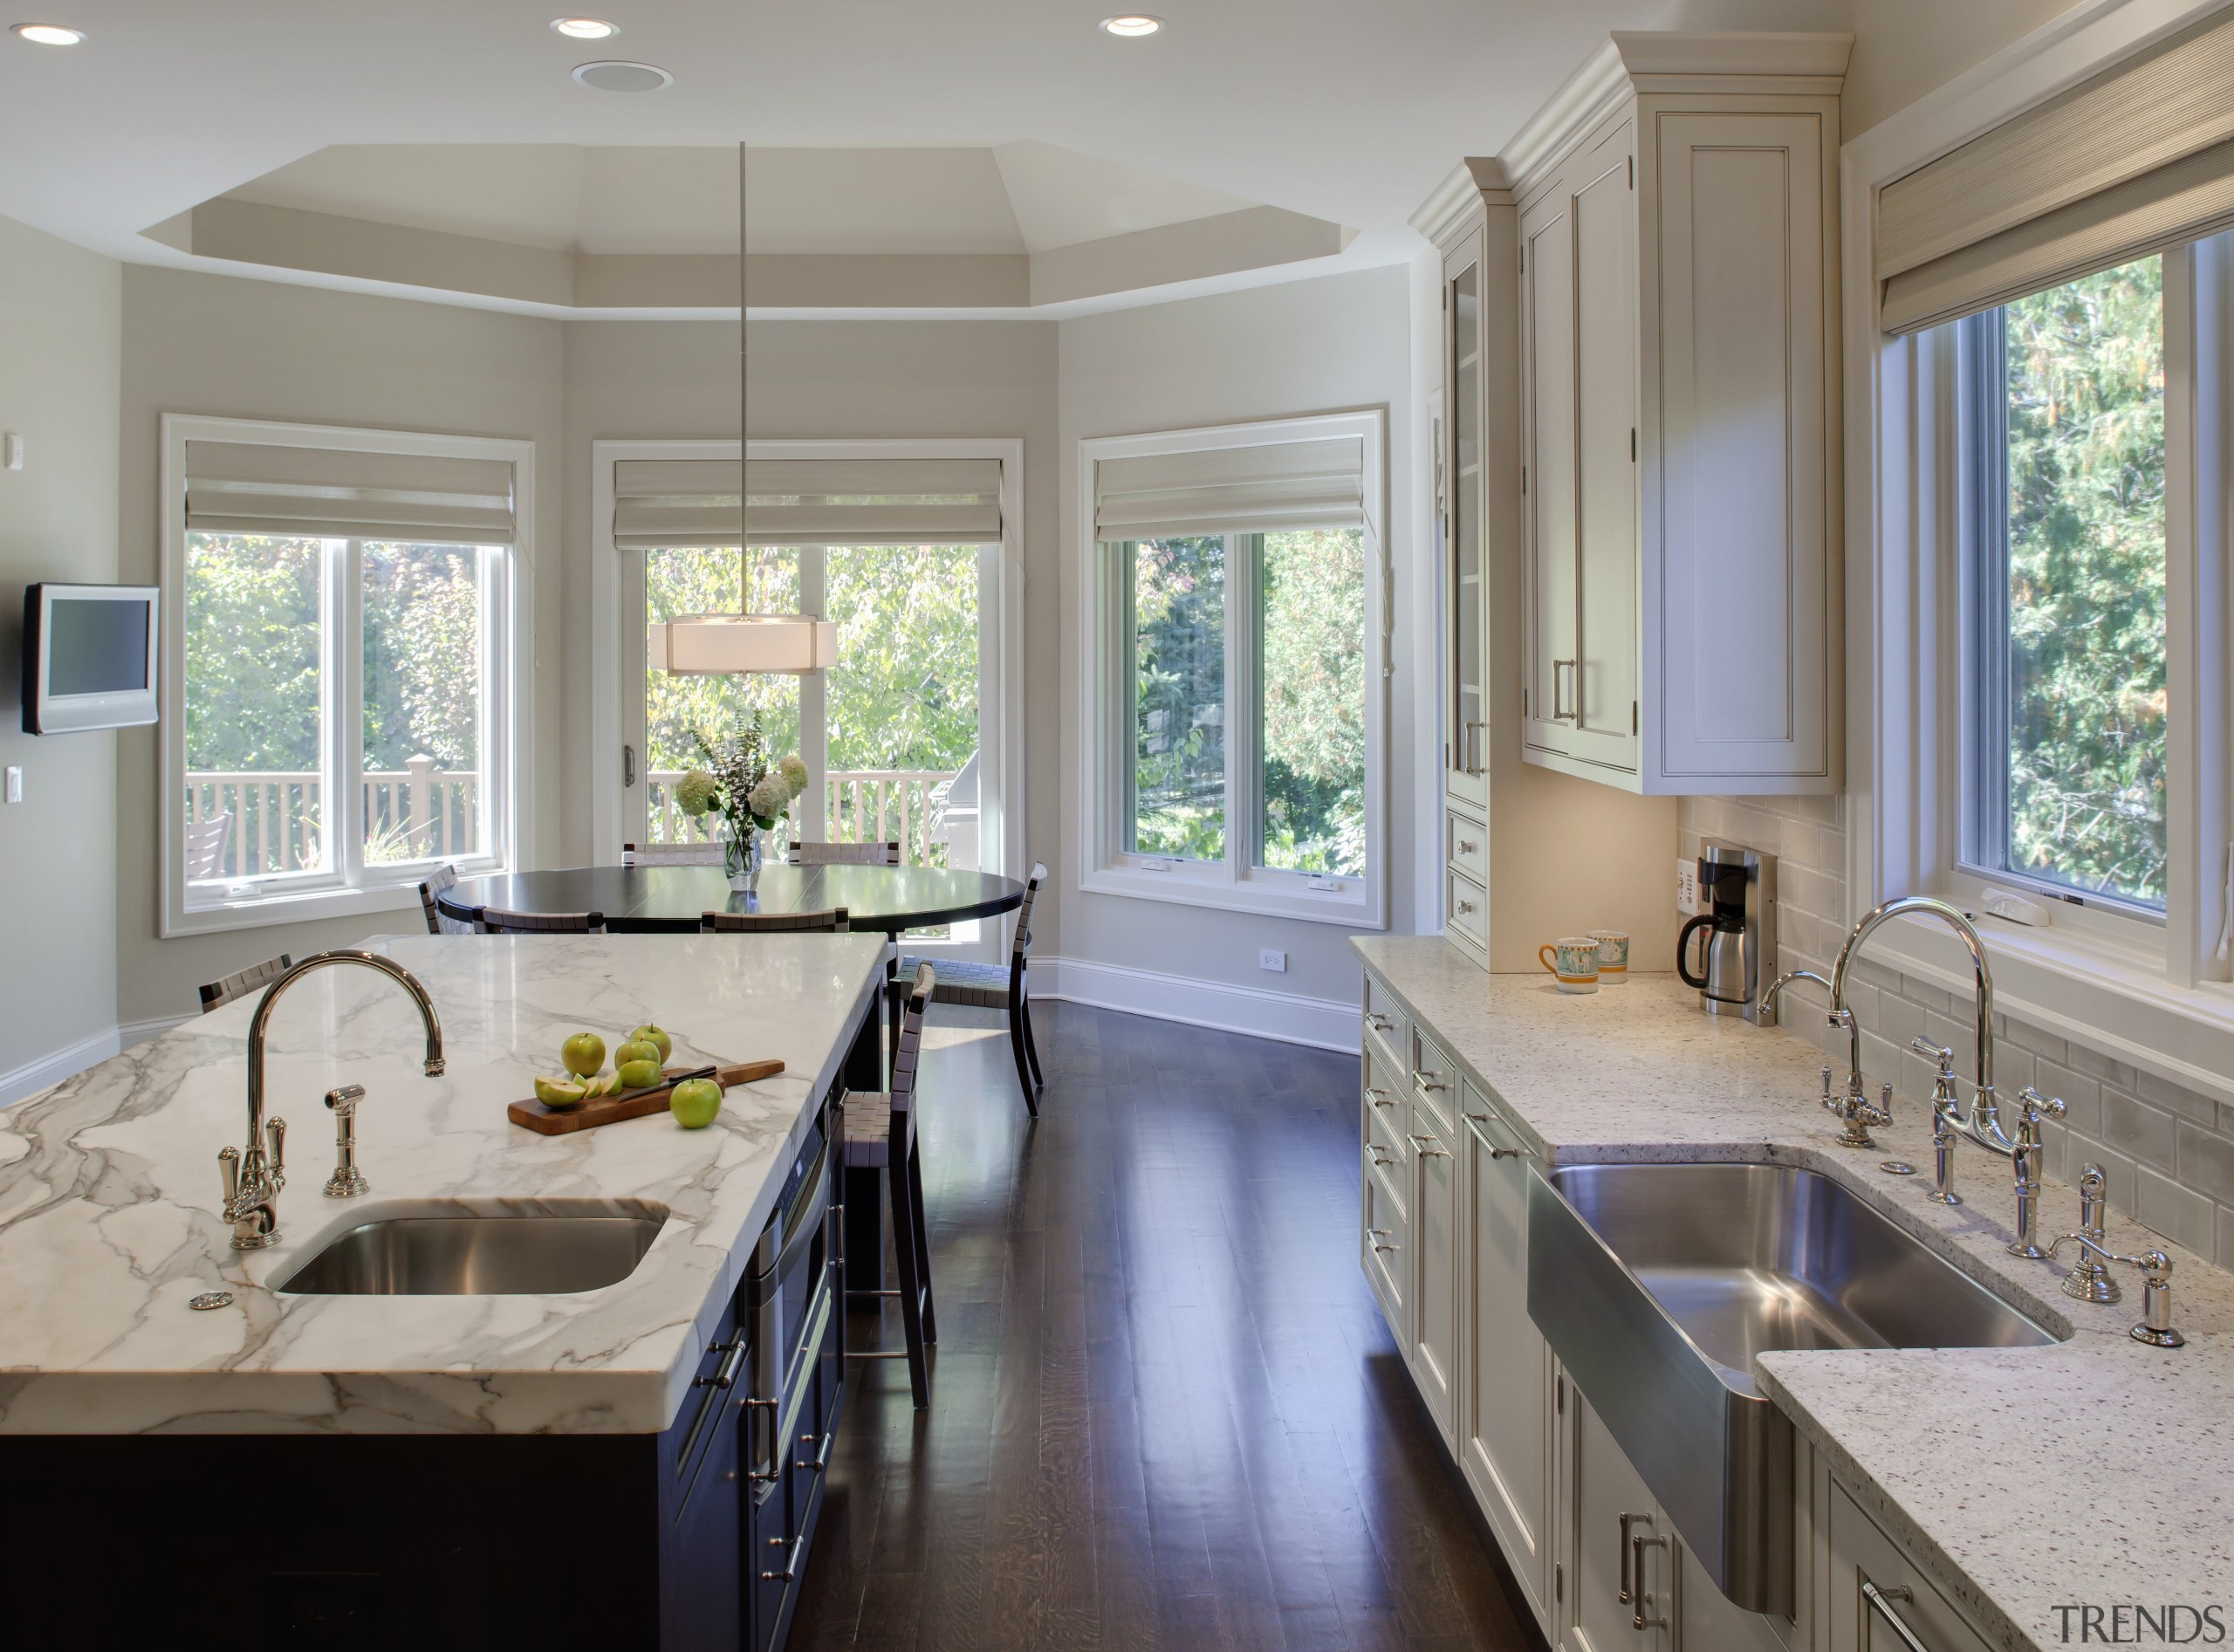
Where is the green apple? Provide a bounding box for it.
[559,1032,606,1079]
[669,1077,723,1128]
[628,1024,674,1062]
[534,1075,588,1110]
[617,1057,664,1092]
[613,1039,660,1069]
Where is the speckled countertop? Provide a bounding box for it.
[1353,936,2234,1652]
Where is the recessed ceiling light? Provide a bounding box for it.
[550,17,617,39]
[572,58,672,92]
[1100,15,1162,37]
[11,22,85,45]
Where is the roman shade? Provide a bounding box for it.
[1877,8,2234,335]
[1093,435,1366,540]
[183,441,517,545]
[611,457,1004,548]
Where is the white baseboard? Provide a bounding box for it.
[1036,956,1360,1053]
[0,1025,123,1108]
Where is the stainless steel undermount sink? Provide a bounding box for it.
[273,1200,668,1296]
[1527,1161,2059,1615]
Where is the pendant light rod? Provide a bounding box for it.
[740,134,750,613]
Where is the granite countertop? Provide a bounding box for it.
[0,932,883,1438]
[1353,936,2234,1652]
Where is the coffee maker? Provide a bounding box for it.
[1676,841,1778,1025]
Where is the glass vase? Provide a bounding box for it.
[724,826,757,892]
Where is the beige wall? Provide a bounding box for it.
[114,267,566,1027]
[557,319,1061,918]
[1842,0,2090,139]
[1058,265,1417,1008]
[0,216,123,1093]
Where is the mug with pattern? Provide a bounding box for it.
[1586,929,1630,984]
[1538,936,1600,994]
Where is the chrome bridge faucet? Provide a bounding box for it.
[221,949,444,1250]
[1762,895,2067,1260]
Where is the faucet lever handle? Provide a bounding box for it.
[218,1144,240,1210]
[2016,1085,2066,1123]
[1908,1037,1956,1076]
[266,1116,286,1176]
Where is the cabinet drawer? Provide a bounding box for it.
[1828,1481,1995,1652]
[1446,867,1489,954]
[1362,971,1408,1059]
[1444,807,1488,882]
[1411,1026,1461,1130]
[1363,1158,1408,1328]
[1363,1040,1409,1194]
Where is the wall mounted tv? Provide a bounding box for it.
[21,583,160,734]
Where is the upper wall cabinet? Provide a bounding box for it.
[1508,34,1848,795]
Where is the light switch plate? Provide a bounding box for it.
[1676,857,1701,915]
[4,766,21,803]
[3,434,20,471]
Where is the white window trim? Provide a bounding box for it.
[159,415,534,940]
[587,435,1029,955]
[1075,410,1389,929]
[1847,0,2234,1105]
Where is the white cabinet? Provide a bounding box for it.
[1458,1081,1553,1628]
[1508,35,1847,795]
[1825,1483,1992,1652]
[1442,223,1490,811]
[1407,1035,1461,1442]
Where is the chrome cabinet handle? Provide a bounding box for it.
[1456,837,1479,854]
[1366,1227,1399,1254]
[1367,1144,1399,1169]
[1406,1133,1451,1159]
[1365,1011,1395,1033]
[797,1429,833,1475]
[1466,1114,1523,1159]
[1454,895,1477,915]
[1618,1512,1641,1604]
[761,1530,806,1582]
[1365,1086,1395,1109]
[1629,1524,1669,1631]
[1412,1070,1451,1093]
[1463,719,1485,774]
[1552,657,1578,722]
[1861,1580,1932,1652]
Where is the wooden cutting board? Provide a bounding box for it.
[507,1059,785,1135]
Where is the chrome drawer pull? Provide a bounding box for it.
[761,1530,806,1582]
[1365,1011,1395,1033]
[1412,1070,1451,1093]
[1405,1133,1450,1159]
[1367,1145,1399,1169]
[797,1429,833,1475]
[1456,838,1478,854]
[1464,1112,1525,1160]
[1861,1581,1931,1652]
[1366,1227,1399,1255]
[1454,895,1477,915]
[1365,1086,1395,1109]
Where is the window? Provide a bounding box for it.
[163,418,528,935]
[1080,413,1385,926]
[1959,256,2169,913]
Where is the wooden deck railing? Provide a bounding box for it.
[184,757,477,880]
[646,769,958,867]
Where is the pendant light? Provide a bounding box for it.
[650,140,839,675]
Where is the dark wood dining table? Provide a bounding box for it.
[436,862,1026,938]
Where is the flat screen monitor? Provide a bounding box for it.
[21,582,160,734]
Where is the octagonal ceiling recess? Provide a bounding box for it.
[142,141,1354,313]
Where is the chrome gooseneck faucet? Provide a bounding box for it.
[1763,896,2068,1259]
[222,949,444,1250]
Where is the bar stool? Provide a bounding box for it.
[198,953,293,1014]
[846,962,936,1409]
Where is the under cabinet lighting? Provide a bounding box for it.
[11,23,85,44]
[550,17,617,38]
[1100,15,1163,37]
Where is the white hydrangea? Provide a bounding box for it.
[778,752,808,799]
[747,773,790,824]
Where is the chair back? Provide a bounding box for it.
[481,908,605,935]
[418,865,476,936]
[791,840,901,867]
[184,812,231,881]
[889,962,934,1123]
[625,840,725,867]
[1010,862,1047,967]
[199,952,292,1015]
[702,907,850,934]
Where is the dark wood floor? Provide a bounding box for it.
[792,1001,1539,1652]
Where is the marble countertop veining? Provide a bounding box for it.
[0,932,884,1438]
[1353,936,2234,1652]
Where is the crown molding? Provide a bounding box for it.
[1408,159,1511,246]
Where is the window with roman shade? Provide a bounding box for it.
[1092,435,1366,541]
[1876,7,2234,335]
[611,457,1004,548]
[183,441,517,545]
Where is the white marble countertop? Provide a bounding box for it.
[1353,936,2234,1652]
[0,932,884,1438]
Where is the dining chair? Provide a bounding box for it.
[791,839,901,867]
[418,865,477,936]
[198,952,293,1015]
[183,812,231,881]
[480,908,605,935]
[624,840,725,867]
[702,907,850,934]
[891,862,1045,1117]
[846,962,936,1409]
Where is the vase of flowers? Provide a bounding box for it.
[675,715,808,892]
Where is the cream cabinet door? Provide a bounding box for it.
[1648,110,1832,786]
[1520,180,1578,762]
[1558,1387,1671,1652]
[1444,226,1490,806]
[1459,1086,1552,1631]
[1408,1092,1459,1441]
[1826,1484,1992,1652]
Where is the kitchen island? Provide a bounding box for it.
[0,931,887,1649]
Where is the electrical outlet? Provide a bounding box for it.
[1676,857,1701,915]
[3,766,19,804]
[1258,949,1287,974]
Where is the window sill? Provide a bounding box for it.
[164,878,442,940]
[1079,862,1384,929]
[1860,906,2234,1110]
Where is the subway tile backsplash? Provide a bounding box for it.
[1679,795,2234,1274]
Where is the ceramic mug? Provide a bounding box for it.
[1538,936,1601,994]
[1586,929,1631,984]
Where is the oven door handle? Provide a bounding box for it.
[764,1127,834,1299]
